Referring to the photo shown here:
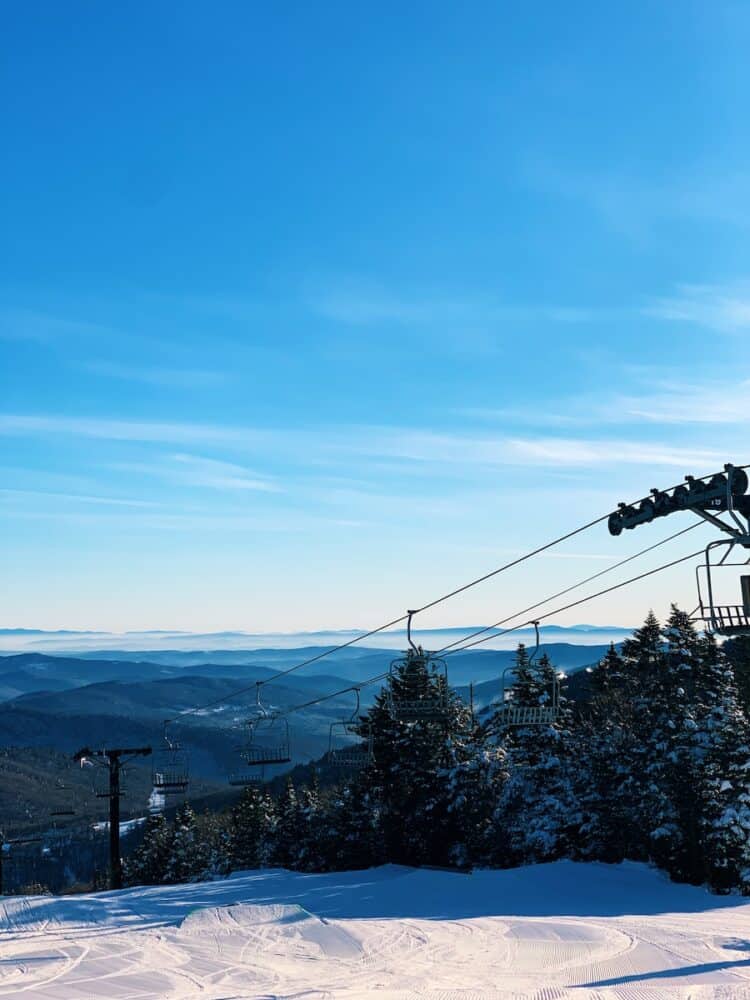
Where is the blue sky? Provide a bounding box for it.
[1,2,749,633]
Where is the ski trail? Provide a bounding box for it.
[1,863,750,998]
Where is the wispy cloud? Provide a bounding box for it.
[118,453,282,493]
[0,488,163,508]
[309,282,594,328]
[82,361,228,388]
[645,283,750,334]
[526,163,750,236]
[0,307,109,344]
[0,411,725,474]
[462,372,750,429]
[0,414,267,447]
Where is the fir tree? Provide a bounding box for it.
[493,649,579,865]
[361,647,474,866]
[123,814,173,887]
[273,778,303,869]
[321,777,385,871]
[693,633,750,892]
[199,810,232,879]
[574,644,642,863]
[230,785,276,871]
[164,803,210,883]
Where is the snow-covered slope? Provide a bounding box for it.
[1,861,750,998]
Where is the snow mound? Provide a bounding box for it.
[3,863,750,998]
[177,901,364,959]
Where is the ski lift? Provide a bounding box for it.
[329,687,374,768]
[50,778,76,818]
[609,463,750,638]
[239,685,292,765]
[694,543,750,637]
[387,611,450,721]
[152,722,190,793]
[227,765,265,788]
[494,622,561,727]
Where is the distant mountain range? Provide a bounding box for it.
[0,624,632,654]
[0,636,624,833]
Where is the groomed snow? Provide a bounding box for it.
[2,861,750,998]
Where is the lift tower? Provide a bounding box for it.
[74,745,151,890]
[608,463,750,637]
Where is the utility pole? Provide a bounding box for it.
[74,746,151,890]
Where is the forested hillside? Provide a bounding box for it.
[127,608,750,896]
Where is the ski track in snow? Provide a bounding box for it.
[2,862,750,999]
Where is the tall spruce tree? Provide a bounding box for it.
[574,643,642,863]
[123,813,173,886]
[321,777,384,871]
[164,803,210,883]
[230,785,276,871]
[273,777,304,869]
[492,648,579,865]
[692,633,750,892]
[359,647,474,866]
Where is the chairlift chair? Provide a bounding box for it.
[608,462,750,639]
[240,685,292,765]
[227,766,265,788]
[493,622,561,728]
[694,542,750,638]
[329,688,375,768]
[152,722,190,794]
[387,611,451,721]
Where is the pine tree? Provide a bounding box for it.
[321,777,385,871]
[295,771,325,872]
[443,723,508,868]
[230,785,276,871]
[725,636,750,718]
[692,633,750,892]
[123,814,173,887]
[359,647,474,866]
[273,778,303,869]
[574,644,642,863]
[164,803,210,884]
[199,810,232,879]
[493,649,579,865]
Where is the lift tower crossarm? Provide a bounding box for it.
[688,506,750,542]
[608,463,750,638]
[73,746,151,891]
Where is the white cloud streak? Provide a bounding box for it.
[0,412,723,472]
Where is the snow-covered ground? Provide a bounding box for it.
[2,861,750,999]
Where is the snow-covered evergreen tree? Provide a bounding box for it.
[443,723,508,868]
[230,785,276,871]
[492,648,579,865]
[164,803,210,883]
[692,632,750,892]
[321,777,384,871]
[273,778,304,869]
[123,813,173,886]
[574,643,643,863]
[361,646,474,866]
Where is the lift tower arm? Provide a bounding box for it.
[73,746,151,890]
[608,463,750,637]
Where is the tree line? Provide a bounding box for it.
[125,607,750,894]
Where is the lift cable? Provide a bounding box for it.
[168,510,612,723]
[435,520,705,656]
[442,546,706,657]
[168,464,744,726]
[261,543,707,725]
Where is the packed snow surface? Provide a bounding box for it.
[2,861,750,998]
